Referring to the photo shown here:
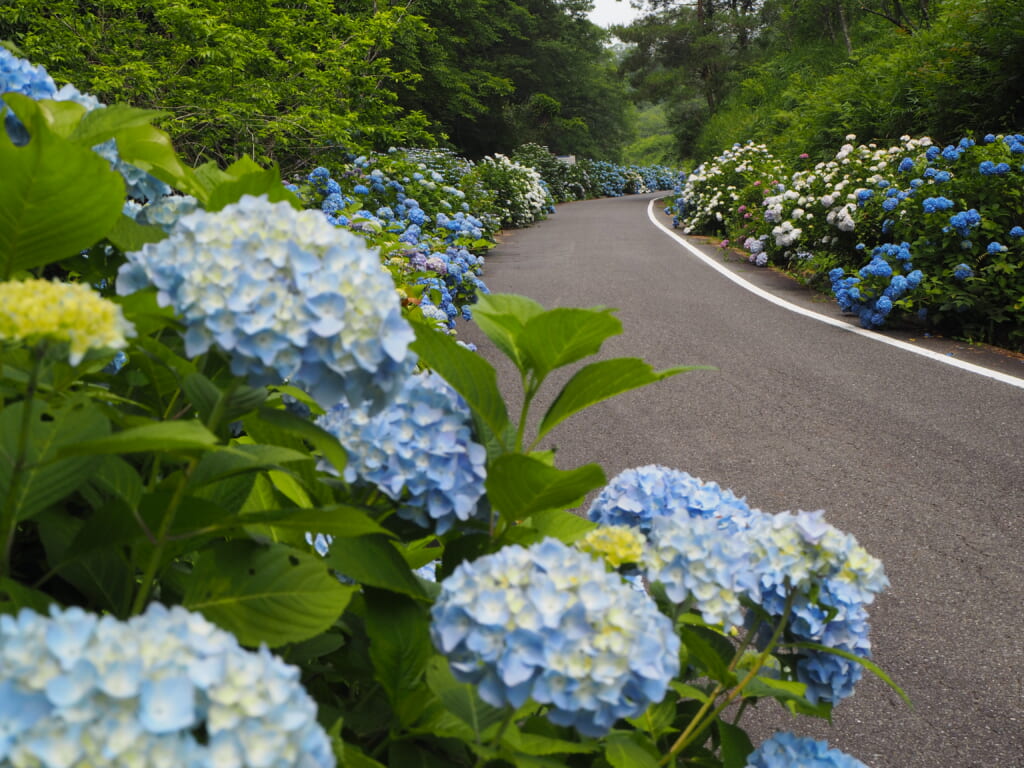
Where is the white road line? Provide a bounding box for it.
[646,199,1024,391]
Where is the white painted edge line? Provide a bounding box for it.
[646,199,1024,390]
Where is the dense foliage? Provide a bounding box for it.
[0,0,638,167]
[0,53,900,768]
[617,0,1024,162]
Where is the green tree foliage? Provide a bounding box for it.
[619,0,1022,162]
[0,0,434,173]
[390,0,635,159]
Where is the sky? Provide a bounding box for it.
[586,0,645,28]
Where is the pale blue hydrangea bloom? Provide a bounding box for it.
[644,514,758,630]
[430,538,680,737]
[316,371,487,534]
[745,732,868,768]
[117,194,416,408]
[0,603,334,767]
[587,464,754,535]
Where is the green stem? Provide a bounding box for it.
[0,343,45,579]
[660,592,796,765]
[129,455,198,615]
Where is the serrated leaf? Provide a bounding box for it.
[364,589,432,720]
[471,293,545,370]
[486,453,605,521]
[0,94,125,275]
[538,358,705,443]
[325,535,425,598]
[183,540,353,647]
[518,306,622,381]
[70,104,170,147]
[110,122,205,199]
[522,508,596,543]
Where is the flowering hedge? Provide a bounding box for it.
[673,135,1024,348]
[1,51,903,768]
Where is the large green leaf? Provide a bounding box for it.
[364,589,433,721]
[604,731,660,768]
[486,453,605,522]
[410,322,511,447]
[425,656,507,738]
[522,508,596,544]
[0,400,110,522]
[55,419,220,457]
[325,535,426,599]
[471,293,545,371]
[537,358,705,443]
[0,577,54,615]
[204,156,301,211]
[186,443,310,491]
[110,122,205,200]
[677,625,737,687]
[183,540,354,647]
[718,721,755,768]
[105,213,167,252]
[70,103,171,148]
[252,406,348,478]
[0,94,125,276]
[517,307,622,382]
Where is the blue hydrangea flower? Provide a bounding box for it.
[987,241,1007,255]
[430,538,680,737]
[644,514,758,630]
[746,510,888,705]
[949,209,982,237]
[587,465,754,535]
[316,371,487,534]
[1009,226,1024,238]
[921,197,954,213]
[0,603,334,767]
[117,194,416,408]
[745,732,868,768]
[897,158,915,173]
[979,160,1010,175]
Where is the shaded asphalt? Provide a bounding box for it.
[457,192,1024,768]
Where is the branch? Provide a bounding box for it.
[858,4,916,34]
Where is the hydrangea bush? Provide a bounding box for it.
[674,133,1024,349]
[0,51,898,768]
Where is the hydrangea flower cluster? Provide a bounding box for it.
[644,514,757,630]
[116,194,416,407]
[1,49,169,201]
[315,371,487,534]
[746,510,888,704]
[829,242,922,329]
[0,603,334,768]
[576,525,646,568]
[745,732,868,768]
[430,538,680,737]
[0,279,134,365]
[587,464,754,535]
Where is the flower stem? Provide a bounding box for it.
[0,343,45,579]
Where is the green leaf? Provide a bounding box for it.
[0,400,109,522]
[604,731,660,768]
[110,122,205,199]
[626,698,677,738]
[537,358,705,443]
[325,536,426,598]
[253,406,348,478]
[471,293,545,370]
[339,745,388,768]
[364,589,432,719]
[23,97,88,138]
[677,626,737,687]
[183,540,354,647]
[741,675,808,705]
[70,103,171,148]
[518,307,622,381]
[0,94,125,275]
[204,157,301,211]
[718,721,754,768]
[425,656,507,737]
[522,508,596,544]
[105,213,168,252]
[55,420,220,457]
[186,443,310,491]
[0,577,54,615]
[486,453,605,521]
[503,730,598,756]
[410,322,511,447]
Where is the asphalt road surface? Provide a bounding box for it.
[458,192,1024,768]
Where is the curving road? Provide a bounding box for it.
[458,192,1024,768]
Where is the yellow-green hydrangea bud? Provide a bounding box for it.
[577,525,645,569]
[0,279,134,365]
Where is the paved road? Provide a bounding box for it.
[458,192,1024,768]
